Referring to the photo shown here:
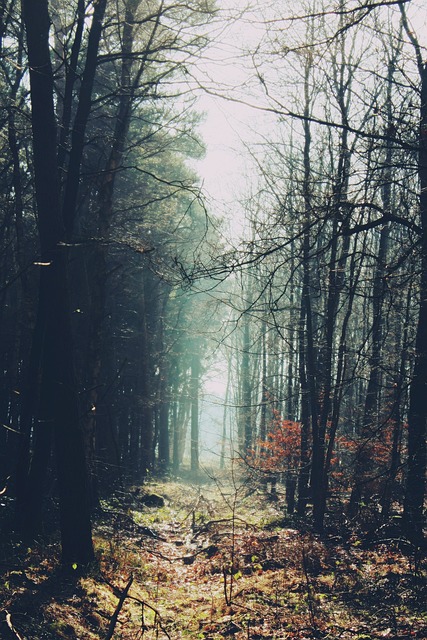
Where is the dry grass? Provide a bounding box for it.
[0,470,425,639]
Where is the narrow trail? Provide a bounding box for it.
[1,475,425,639]
[92,477,426,639]
[95,476,301,638]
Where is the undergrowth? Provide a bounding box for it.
[0,472,425,639]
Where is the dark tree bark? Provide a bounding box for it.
[240,307,253,455]
[137,278,153,479]
[18,0,94,566]
[297,297,311,516]
[157,308,171,472]
[299,52,324,527]
[381,274,412,516]
[4,29,33,480]
[172,368,191,472]
[399,7,427,545]
[259,319,268,445]
[61,0,108,237]
[56,0,85,177]
[403,66,427,545]
[348,221,390,517]
[348,48,401,517]
[190,350,200,473]
[171,367,181,473]
[220,353,232,470]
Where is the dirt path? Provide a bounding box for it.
[1,474,426,639]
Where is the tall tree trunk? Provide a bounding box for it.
[240,307,253,455]
[297,298,311,516]
[190,351,200,473]
[259,318,268,445]
[349,51,399,517]
[300,52,323,527]
[171,368,181,473]
[19,0,93,566]
[220,354,232,470]
[312,19,354,531]
[348,223,389,517]
[157,312,170,472]
[138,279,153,479]
[403,61,427,545]
[381,275,412,516]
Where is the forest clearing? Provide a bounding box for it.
[1,471,426,639]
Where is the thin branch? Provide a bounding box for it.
[104,574,134,640]
[4,612,25,640]
[188,73,418,152]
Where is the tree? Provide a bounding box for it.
[399,5,427,545]
[18,0,96,566]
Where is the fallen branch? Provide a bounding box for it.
[192,517,258,538]
[104,574,133,640]
[4,611,25,640]
[0,476,10,496]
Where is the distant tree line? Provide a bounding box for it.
[210,0,425,545]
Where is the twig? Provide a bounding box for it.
[104,574,133,640]
[0,476,10,496]
[127,594,171,639]
[301,546,317,632]
[4,611,25,640]
[191,517,257,538]
[101,574,170,638]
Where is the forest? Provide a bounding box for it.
[0,0,426,638]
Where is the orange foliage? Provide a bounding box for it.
[330,419,406,492]
[250,410,301,472]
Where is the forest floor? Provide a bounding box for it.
[0,469,426,640]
